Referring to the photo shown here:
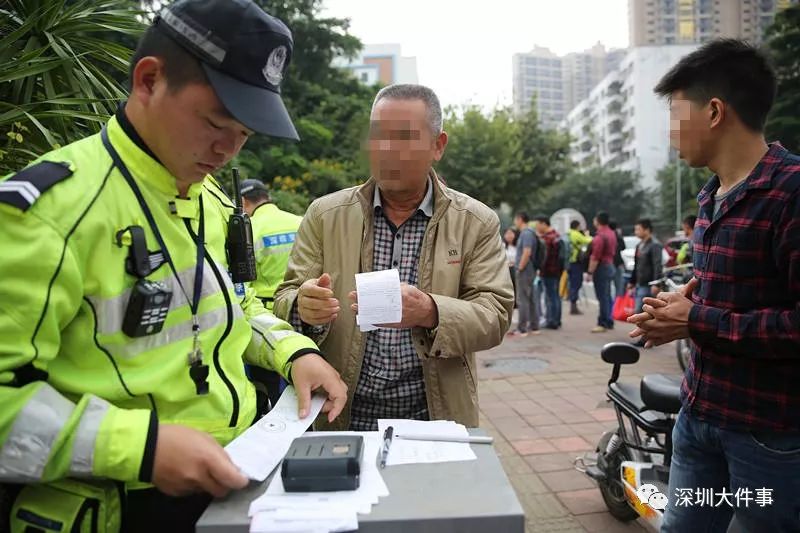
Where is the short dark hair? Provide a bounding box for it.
[128,25,208,91]
[654,39,776,132]
[570,220,581,230]
[683,214,698,228]
[534,214,550,226]
[516,212,530,223]
[243,189,271,203]
[636,218,653,232]
[609,221,618,231]
[595,212,609,226]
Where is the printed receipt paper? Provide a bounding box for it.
[355,269,402,332]
[225,386,325,481]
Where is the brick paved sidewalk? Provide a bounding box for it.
[478,305,682,532]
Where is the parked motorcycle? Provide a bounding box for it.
[574,342,682,530]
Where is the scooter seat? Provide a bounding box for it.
[608,381,647,414]
[641,374,682,414]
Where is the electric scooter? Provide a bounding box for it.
[574,342,682,530]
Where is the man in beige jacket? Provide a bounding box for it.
[273,84,513,431]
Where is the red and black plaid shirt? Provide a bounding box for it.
[685,143,800,432]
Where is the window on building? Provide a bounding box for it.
[360,72,369,83]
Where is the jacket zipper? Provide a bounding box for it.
[184,220,240,428]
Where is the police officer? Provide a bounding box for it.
[0,0,347,530]
[240,179,304,409]
[239,179,303,311]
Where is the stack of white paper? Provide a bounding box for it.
[249,432,388,533]
[376,419,478,466]
[225,387,325,481]
[354,269,402,331]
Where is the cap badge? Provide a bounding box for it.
[263,45,287,85]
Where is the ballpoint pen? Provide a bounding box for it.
[395,434,494,444]
[379,426,394,469]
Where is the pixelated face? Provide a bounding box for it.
[648,492,668,510]
[669,91,715,168]
[636,484,659,504]
[504,228,516,244]
[368,98,446,193]
[634,223,647,239]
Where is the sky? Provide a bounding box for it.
[322,0,630,110]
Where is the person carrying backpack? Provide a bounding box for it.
[508,212,541,337]
[534,215,564,329]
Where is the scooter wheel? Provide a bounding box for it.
[676,338,692,372]
[596,430,639,522]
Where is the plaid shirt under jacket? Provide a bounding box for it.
[348,181,435,431]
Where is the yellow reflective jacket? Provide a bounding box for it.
[0,116,318,488]
[250,203,302,310]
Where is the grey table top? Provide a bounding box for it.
[197,429,525,533]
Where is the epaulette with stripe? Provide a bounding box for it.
[0,161,73,211]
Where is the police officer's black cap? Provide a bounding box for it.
[155,0,299,141]
[240,179,269,197]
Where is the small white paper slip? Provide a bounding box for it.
[354,269,402,329]
[250,511,358,533]
[355,314,378,332]
[376,419,477,466]
[225,386,325,481]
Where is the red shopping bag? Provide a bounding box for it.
[612,291,636,322]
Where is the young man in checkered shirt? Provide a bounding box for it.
[629,39,800,532]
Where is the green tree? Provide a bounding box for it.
[654,161,711,231]
[765,4,800,152]
[436,101,573,212]
[507,104,573,211]
[436,105,516,207]
[535,167,649,229]
[0,0,145,174]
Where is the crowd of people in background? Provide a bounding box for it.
[503,210,692,341]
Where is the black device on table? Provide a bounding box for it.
[281,435,364,492]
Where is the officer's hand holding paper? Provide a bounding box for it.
[350,269,439,331]
[225,387,326,481]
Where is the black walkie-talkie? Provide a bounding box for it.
[227,167,257,283]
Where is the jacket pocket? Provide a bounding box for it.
[462,357,477,392]
[10,479,121,533]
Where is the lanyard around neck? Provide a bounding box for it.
[100,127,205,323]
